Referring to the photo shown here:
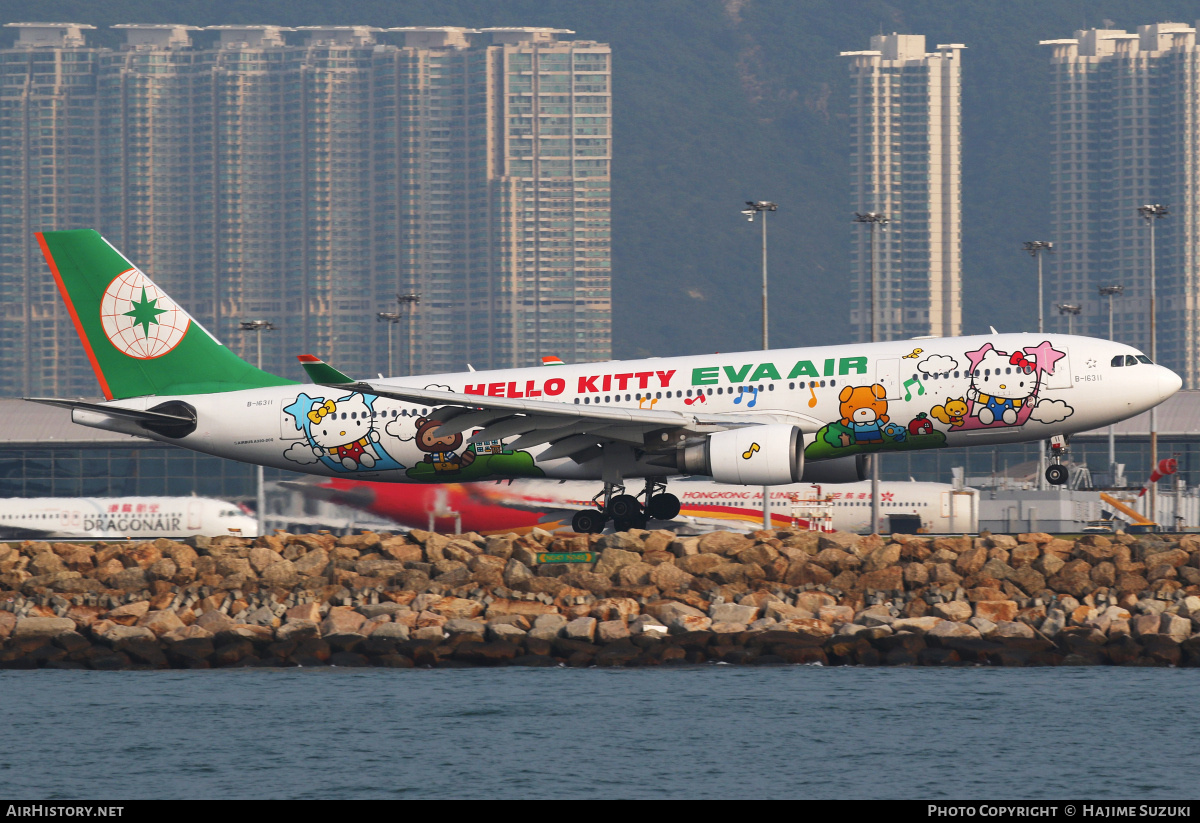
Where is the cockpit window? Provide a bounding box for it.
[1112,356,1125,367]
[1137,355,1152,364]
[1125,355,1139,366]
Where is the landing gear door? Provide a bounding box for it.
[876,358,902,401]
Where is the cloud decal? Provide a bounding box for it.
[917,354,959,376]
[283,442,323,465]
[1029,399,1074,424]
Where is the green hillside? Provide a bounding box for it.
[6,0,1198,359]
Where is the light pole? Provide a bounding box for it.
[854,212,889,535]
[1023,241,1054,335]
[397,292,420,375]
[1138,204,1168,521]
[742,200,777,528]
[1099,284,1124,482]
[1024,241,1054,490]
[377,311,401,377]
[1056,303,1081,335]
[239,319,276,538]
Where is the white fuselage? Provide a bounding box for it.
[0,497,258,540]
[461,477,979,534]
[80,333,1179,486]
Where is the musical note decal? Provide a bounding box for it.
[638,395,659,409]
[742,442,761,460]
[903,376,926,401]
[733,386,758,407]
[684,394,706,406]
[808,384,818,408]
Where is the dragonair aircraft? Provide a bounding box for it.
[0,496,257,540]
[30,230,1181,533]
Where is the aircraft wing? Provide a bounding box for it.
[316,376,811,463]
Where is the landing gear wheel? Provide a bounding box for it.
[608,494,642,521]
[572,509,605,534]
[646,493,681,521]
[1045,464,1068,486]
[615,515,649,532]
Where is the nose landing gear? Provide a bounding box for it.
[1045,435,1070,486]
[570,479,681,533]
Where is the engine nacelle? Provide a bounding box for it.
[801,454,867,483]
[678,424,803,485]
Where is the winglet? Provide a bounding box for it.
[297,354,354,385]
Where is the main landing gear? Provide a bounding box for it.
[570,479,682,534]
[1045,434,1070,486]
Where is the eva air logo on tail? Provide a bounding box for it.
[99,268,189,359]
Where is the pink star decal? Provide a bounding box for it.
[965,342,997,374]
[1023,340,1066,377]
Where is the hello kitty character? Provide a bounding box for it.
[307,393,380,470]
[965,345,1039,426]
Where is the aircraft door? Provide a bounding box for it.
[875,358,902,400]
[187,500,202,531]
[1041,348,1072,390]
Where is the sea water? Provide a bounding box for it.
[1,666,1197,799]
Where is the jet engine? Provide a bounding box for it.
[677,424,803,485]
[800,453,867,483]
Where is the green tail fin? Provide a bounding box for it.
[37,229,295,400]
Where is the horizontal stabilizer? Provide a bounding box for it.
[297,354,354,385]
[26,398,197,438]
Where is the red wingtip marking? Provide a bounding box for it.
[297,354,321,363]
[36,232,113,401]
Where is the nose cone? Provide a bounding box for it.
[1159,366,1183,402]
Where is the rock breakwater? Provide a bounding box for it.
[2,528,1199,668]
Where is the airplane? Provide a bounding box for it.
[0,496,258,540]
[288,476,980,535]
[29,230,1181,534]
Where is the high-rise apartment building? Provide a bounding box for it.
[1041,23,1200,388]
[0,23,610,397]
[842,34,964,341]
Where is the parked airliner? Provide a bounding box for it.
[0,496,258,540]
[30,230,1180,533]
[291,477,980,535]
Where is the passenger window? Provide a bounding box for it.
[1126,355,1139,366]
[1111,356,1124,367]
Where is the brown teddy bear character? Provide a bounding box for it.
[838,384,889,445]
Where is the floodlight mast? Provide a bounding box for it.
[742,200,777,528]
[1138,204,1168,520]
[854,211,890,536]
[239,319,276,538]
[1023,241,1053,488]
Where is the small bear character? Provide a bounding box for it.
[838,384,889,445]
